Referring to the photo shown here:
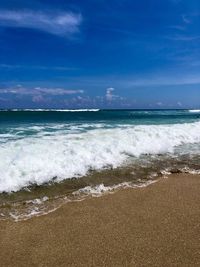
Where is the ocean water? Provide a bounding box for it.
[0,109,200,220]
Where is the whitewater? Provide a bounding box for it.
[1,109,200,193]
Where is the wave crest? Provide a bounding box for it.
[1,121,200,192]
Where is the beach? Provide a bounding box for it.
[1,0,200,264]
[0,173,200,267]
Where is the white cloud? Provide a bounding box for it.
[32,95,45,103]
[168,25,186,31]
[0,64,78,71]
[0,10,82,36]
[0,86,84,96]
[182,14,191,24]
[156,102,163,106]
[34,87,84,95]
[177,101,182,107]
[127,73,200,87]
[106,87,116,101]
[166,34,200,41]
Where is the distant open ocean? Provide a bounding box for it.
[1,109,200,220]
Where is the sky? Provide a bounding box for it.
[0,0,199,109]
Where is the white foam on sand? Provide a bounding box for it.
[7,180,158,221]
[1,121,200,192]
[73,180,158,197]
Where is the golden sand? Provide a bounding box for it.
[0,173,200,266]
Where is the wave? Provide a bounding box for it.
[54,109,100,112]
[1,109,100,112]
[1,121,200,192]
[188,109,200,113]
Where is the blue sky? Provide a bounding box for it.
[0,0,199,108]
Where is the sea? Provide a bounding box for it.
[1,108,200,220]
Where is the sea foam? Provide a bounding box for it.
[1,109,100,112]
[189,109,200,113]
[1,121,200,192]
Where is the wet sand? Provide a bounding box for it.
[0,173,200,267]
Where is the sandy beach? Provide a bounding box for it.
[0,173,200,267]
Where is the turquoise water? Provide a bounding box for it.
[1,109,200,126]
[1,109,199,141]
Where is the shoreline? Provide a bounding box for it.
[1,173,200,266]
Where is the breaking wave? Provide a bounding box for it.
[0,109,100,112]
[188,109,200,113]
[1,121,200,192]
